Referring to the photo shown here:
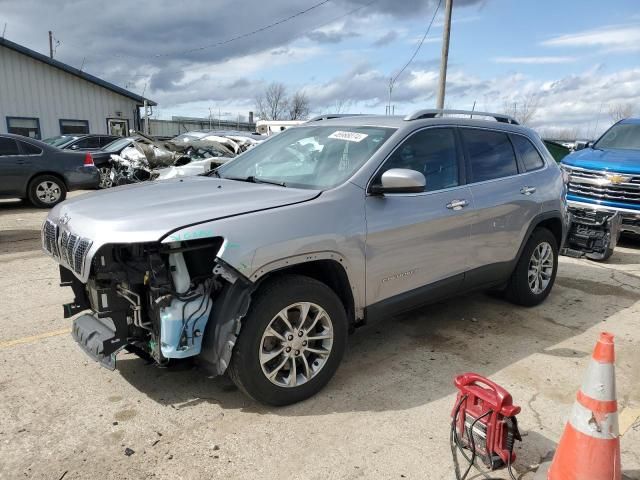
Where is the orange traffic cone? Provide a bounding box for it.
[547,332,621,480]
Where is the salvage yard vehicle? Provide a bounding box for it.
[42,110,566,405]
[0,133,99,207]
[561,118,640,261]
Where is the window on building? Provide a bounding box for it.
[461,129,518,183]
[6,117,41,139]
[60,119,90,135]
[18,141,43,155]
[0,137,20,156]
[379,128,459,192]
[511,135,545,172]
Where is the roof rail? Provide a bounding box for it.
[404,109,519,125]
[306,114,363,122]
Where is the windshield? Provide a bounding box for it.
[595,123,640,150]
[102,137,132,152]
[217,125,395,189]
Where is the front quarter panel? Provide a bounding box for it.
[162,182,368,313]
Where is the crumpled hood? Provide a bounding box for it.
[562,148,640,174]
[50,176,320,244]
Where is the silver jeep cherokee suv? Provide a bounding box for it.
[42,110,567,405]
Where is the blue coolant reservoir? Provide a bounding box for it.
[160,284,213,359]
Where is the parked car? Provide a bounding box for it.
[90,137,139,188]
[43,134,120,152]
[42,110,566,405]
[561,118,640,260]
[0,133,99,207]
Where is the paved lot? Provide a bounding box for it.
[1,193,639,480]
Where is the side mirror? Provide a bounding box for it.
[70,144,79,150]
[574,140,590,151]
[370,168,426,195]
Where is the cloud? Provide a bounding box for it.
[542,24,640,52]
[493,56,576,64]
[372,31,398,47]
[306,29,359,44]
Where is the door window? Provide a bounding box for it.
[18,141,43,155]
[511,135,545,172]
[378,128,459,192]
[462,129,518,183]
[60,119,89,135]
[99,136,117,147]
[6,117,41,139]
[0,137,20,156]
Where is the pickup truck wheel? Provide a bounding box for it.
[505,227,558,307]
[28,175,67,208]
[228,275,348,406]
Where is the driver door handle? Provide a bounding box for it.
[446,199,468,210]
[520,186,536,195]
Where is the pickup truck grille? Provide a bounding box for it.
[566,166,640,207]
[41,220,92,277]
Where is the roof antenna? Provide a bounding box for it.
[1,23,7,38]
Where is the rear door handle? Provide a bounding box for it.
[446,199,468,210]
[520,186,536,195]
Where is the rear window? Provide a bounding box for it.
[512,135,544,172]
[462,129,518,183]
[0,137,20,156]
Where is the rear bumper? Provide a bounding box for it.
[65,166,100,191]
[567,199,640,235]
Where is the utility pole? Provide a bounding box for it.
[48,30,54,59]
[436,0,453,110]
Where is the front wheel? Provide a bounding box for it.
[228,275,348,406]
[98,166,114,189]
[505,227,558,307]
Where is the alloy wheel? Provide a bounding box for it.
[528,241,554,294]
[259,302,334,388]
[35,181,61,204]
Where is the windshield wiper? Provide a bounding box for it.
[222,175,287,187]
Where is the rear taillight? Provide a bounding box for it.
[83,152,94,166]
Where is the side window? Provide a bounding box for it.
[60,119,89,135]
[99,136,117,147]
[511,135,545,172]
[379,128,459,192]
[0,137,20,156]
[74,137,100,149]
[19,141,43,155]
[462,129,518,183]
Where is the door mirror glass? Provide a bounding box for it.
[70,144,79,150]
[371,168,425,194]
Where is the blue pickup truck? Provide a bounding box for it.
[561,118,640,260]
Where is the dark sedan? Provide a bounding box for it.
[43,134,120,152]
[0,134,99,208]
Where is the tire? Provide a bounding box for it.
[28,174,67,208]
[505,227,558,307]
[228,274,348,406]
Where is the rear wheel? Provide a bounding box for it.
[28,175,67,208]
[228,275,348,406]
[98,166,113,189]
[505,227,558,307]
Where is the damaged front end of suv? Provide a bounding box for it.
[42,217,254,375]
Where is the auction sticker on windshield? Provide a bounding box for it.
[328,131,369,142]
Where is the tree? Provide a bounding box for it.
[255,82,289,120]
[288,91,311,120]
[502,94,539,125]
[608,103,634,123]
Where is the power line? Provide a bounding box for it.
[154,0,332,58]
[391,0,442,87]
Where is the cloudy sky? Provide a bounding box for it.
[2,0,640,136]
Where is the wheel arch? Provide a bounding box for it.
[515,211,564,265]
[27,171,69,193]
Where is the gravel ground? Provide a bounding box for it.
[1,193,639,480]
